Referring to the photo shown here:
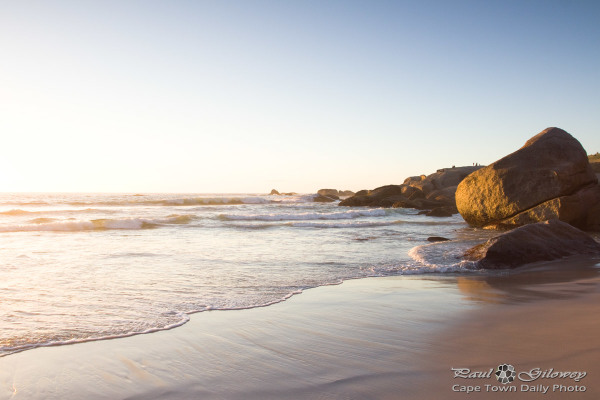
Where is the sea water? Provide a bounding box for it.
[0,192,494,356]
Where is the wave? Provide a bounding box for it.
[0,214,194,233]
[158,197,269,206]
[39,197,274,207]
[0,194,329,209]
[0,209,32,216]
[0,208,110,216]
[0,197,272,208]
[289,220,396,228]
[226,219,402,230]
[220,208,387,222]
[408,241,480,270]
[29,217,58,224]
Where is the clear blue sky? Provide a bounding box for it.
[1,0,599,193]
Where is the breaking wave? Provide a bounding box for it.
[0,215,193,232]
[0,208,109,216]
[408,241,480,270]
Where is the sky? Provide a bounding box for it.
[1,0,599,193]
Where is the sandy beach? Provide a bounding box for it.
[0,257,598,400]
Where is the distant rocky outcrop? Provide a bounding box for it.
[269,189,297,196]
[317,189,354,198]
[316,189,340,200]
[339,166,482,214]
[463,220,600,269]
[456,127,600,231]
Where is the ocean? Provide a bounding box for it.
[0,192,496,357]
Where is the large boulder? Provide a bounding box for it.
[463,220,600,269]
[456,127,599,230]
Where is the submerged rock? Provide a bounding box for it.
[427,236,450,242]
[456,127,599,230]
[425,206,457,217]
[313,194,337,203]
[463,220,600,269]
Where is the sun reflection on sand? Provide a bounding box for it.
[455,258,600,304]
[456,278,505,304]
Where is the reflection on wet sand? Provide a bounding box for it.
[456,257,600,304]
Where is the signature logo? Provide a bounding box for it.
[451,364,588,394]
[495,364,516,384]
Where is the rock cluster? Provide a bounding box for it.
[317,189,354,198]
[339,166,482,216]
[269,189,297,196]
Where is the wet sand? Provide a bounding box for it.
[1,258,599,399]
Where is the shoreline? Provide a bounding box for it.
[1,258,600,399]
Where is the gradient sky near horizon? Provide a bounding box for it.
[1,0,599,193]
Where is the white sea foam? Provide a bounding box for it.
[0,220,97,232]
[0,311,191,357]
[221,208,387,222]
[0,288,309,357]
[408,241,479,270]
